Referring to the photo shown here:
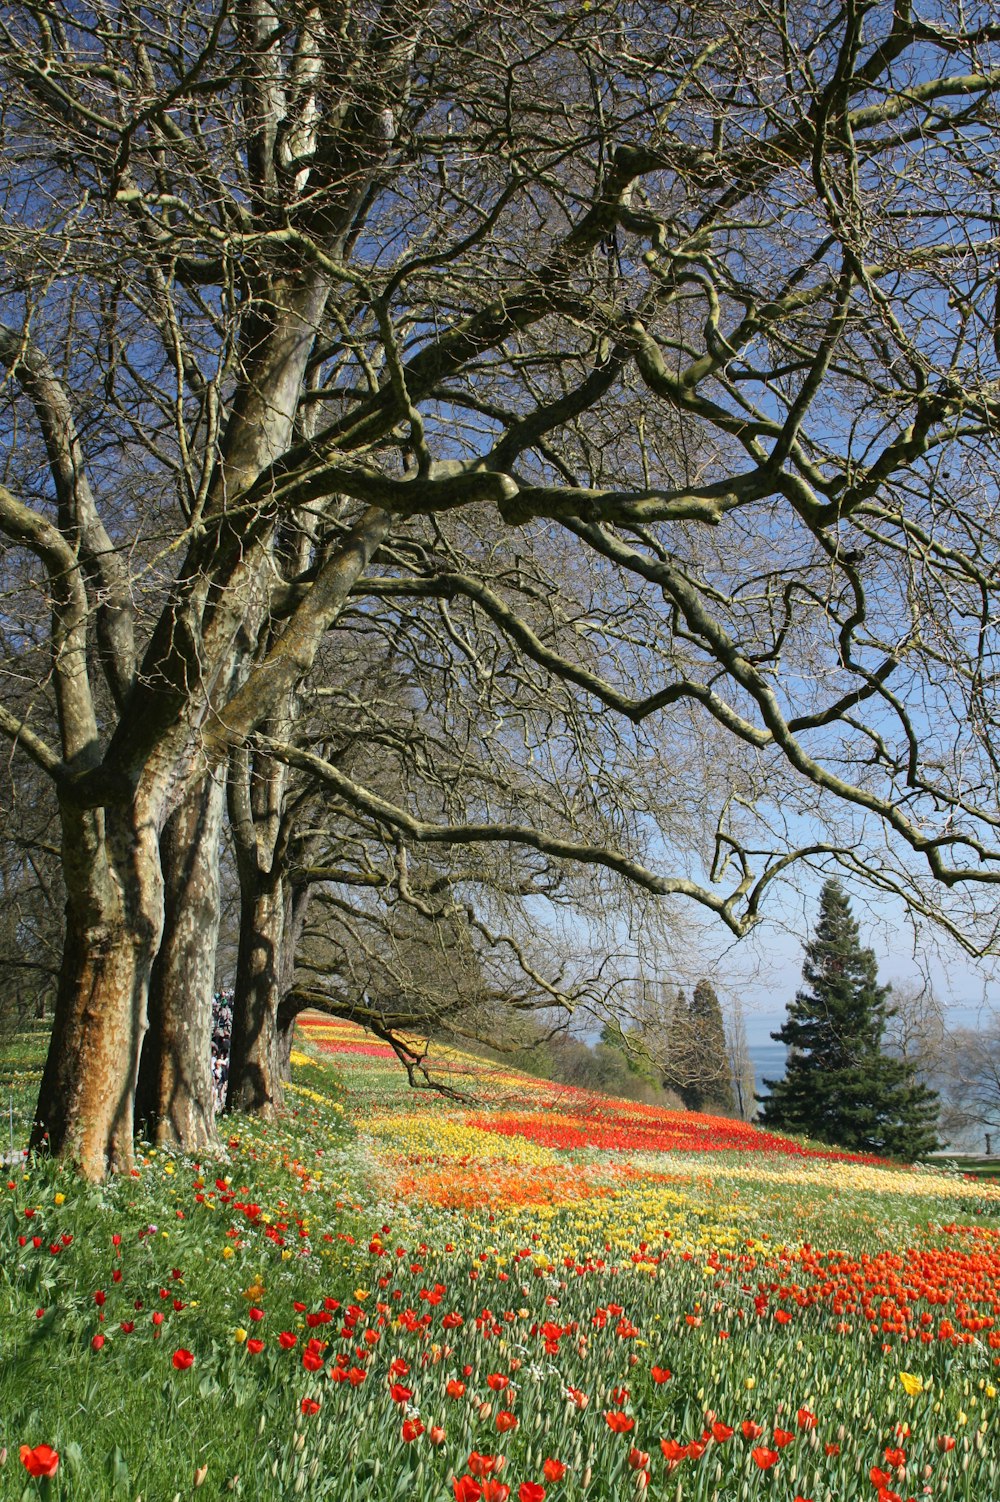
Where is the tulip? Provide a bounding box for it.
[751,1447,779,1470]
[20,1446,59,1478]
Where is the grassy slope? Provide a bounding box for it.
[2,1016,1000,1500]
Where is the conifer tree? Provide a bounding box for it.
[661,987,696,1104]
[686,979,736,1113]
[759,881,940,1159]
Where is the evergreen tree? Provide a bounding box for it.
[686,979,736,1113]
[758,880,940,1159]
[659,982,737,1114]
[661,987,697,1104]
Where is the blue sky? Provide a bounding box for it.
[715,891,993,1049]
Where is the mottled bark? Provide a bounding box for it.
[277,884,313,1084]
[32,796,162,1180]
[227,874,292,1115]
[136,771,225,1149]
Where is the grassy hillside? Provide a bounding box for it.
[2,1013,999,1500]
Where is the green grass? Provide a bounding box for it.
[4,1024,1000,1501]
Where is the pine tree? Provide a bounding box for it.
[758,880,940,1159]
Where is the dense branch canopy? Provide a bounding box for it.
[3,0,1000,959]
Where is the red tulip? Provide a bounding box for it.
[605,1412,634,1433]
[797,1407,817,1431]
[453,1479,482,1502]
[468,1453,502,1479]
[752,1447,779,1470]
[650,1366,672,1384]
[542,1459,567,1482]
[496,1412,518,1434]
[20,1445,59,1478]
[628,1448,650,1470]
[519,1485,546,1502]
[741,1420,764,1440]
[91,1334,105,1352]
[172,1348,194,1370]
[773,1427,794,1449]
[246,1338,265,1355]
[481,1483,510,1502]
[401,1418,424,1442]
[711,1422,733,1443]
[278,1331,297,1349]
[447,1379,467,1398]
[300,1398,320,1415]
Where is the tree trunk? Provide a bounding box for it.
[276,994,300,1086]
[135,771,225,1149]
[226,873,292,1115]
[32,795,163,1180]
[277,883,313,1084]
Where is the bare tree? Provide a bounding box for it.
[4,3,1000,1178]
[883,980,948,1078]
[940,1015,1000,1143]
[725,995,757,1123]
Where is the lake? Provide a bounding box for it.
[748,1041,786,1097]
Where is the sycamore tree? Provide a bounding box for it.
[4,2,1000,1177]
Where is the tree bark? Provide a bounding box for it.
[227,872,293,1115]
[32,795,162,1180]
[135,771,225,1149]
[277,883,313,1084]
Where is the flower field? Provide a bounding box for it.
[4,1019,1000,1501]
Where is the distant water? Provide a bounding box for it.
[748,1042,786,1098]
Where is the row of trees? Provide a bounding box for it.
[5,2,1000,1177]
